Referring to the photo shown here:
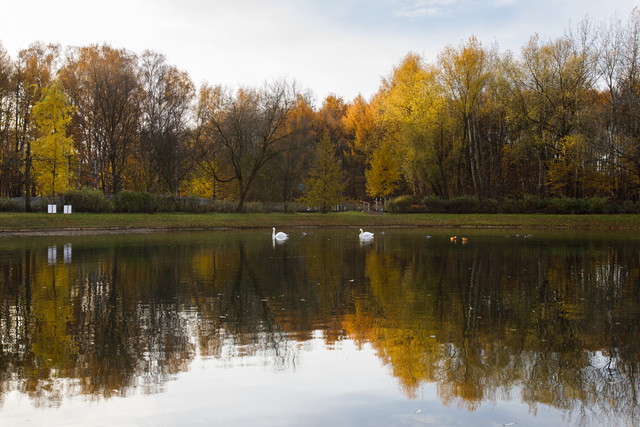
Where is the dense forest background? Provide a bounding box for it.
[1,10,640,212]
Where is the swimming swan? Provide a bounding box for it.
[272,227,288,240]
[359,229,374,239]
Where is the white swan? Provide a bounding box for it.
[359,229,374,239]
[272,227,288,240]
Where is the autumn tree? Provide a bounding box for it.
[342,94,379,199]
[31,81,76,196]
[438,36,492,200]
[594,15,625,198]
[195,78,300,212]
[603,9,640,195]
[365,146,400,199]
[375,52,458,198]
[59,44,141,194]
[299,133,344,213]
[135,51,195,195]
[254,94,318,210]
[14,42,60,209]
[315,94,356,198]
[191,85,222,199]
[505,27,598,198]
[317,94,349,150]
[0,41,16,197]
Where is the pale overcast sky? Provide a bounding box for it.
[2,0,638,103]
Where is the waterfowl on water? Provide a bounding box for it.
[450,236,457,242]
[359,229,374,239]
[272,227,288,240]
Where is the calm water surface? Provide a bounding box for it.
[0,228,639,427]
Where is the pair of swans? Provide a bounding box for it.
[273,227,375,241]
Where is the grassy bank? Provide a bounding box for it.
[2,211,640,234]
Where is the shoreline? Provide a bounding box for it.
[0,227,239,237]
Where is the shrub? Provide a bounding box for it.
[211,199,237,213]
[480,198,499,213]
[112,191,157,213]
[574,198,591,214]
[500,195,538,214]
[604,202,617,214]
[282,202,302,213]
[535,198,548,213]
[568,198,589,214]
[522,194,539,213]
[585,197,608,214]
[422,195,445,213]
[444,196,479,213]
[540,197,588,214]
[185,196,214,213]
[156,195,178,213]
[63,187,111,213]
[500,198,519,214]
[243,201,266,213]
[34,197,53,213]
[619,200,639,214]
[386,195,414,213]
[540,197,566,214]
[0,198,24,212]
[155,195,214,213]
[385,199,396,212]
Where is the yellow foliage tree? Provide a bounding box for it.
[32,81,76,196]
[343,94,378,154]
[546,134,608,197]
[437,36,492,199]
[365,146,400,198]
[375,53,457,197]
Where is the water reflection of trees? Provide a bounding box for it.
[351,237,640,426]
[0,236,303,407]
[0,232,639,425]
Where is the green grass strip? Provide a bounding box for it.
[1,211,640,233]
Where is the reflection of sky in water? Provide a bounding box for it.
[2,338,563,427]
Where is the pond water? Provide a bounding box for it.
[0,227,639,427]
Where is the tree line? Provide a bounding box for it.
[1,9,639,212]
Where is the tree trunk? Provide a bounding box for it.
[235,175,245,213]
[25,142,31,212]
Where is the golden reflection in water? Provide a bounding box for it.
[0,231,639,426]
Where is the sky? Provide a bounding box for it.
[2,0,638,104]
